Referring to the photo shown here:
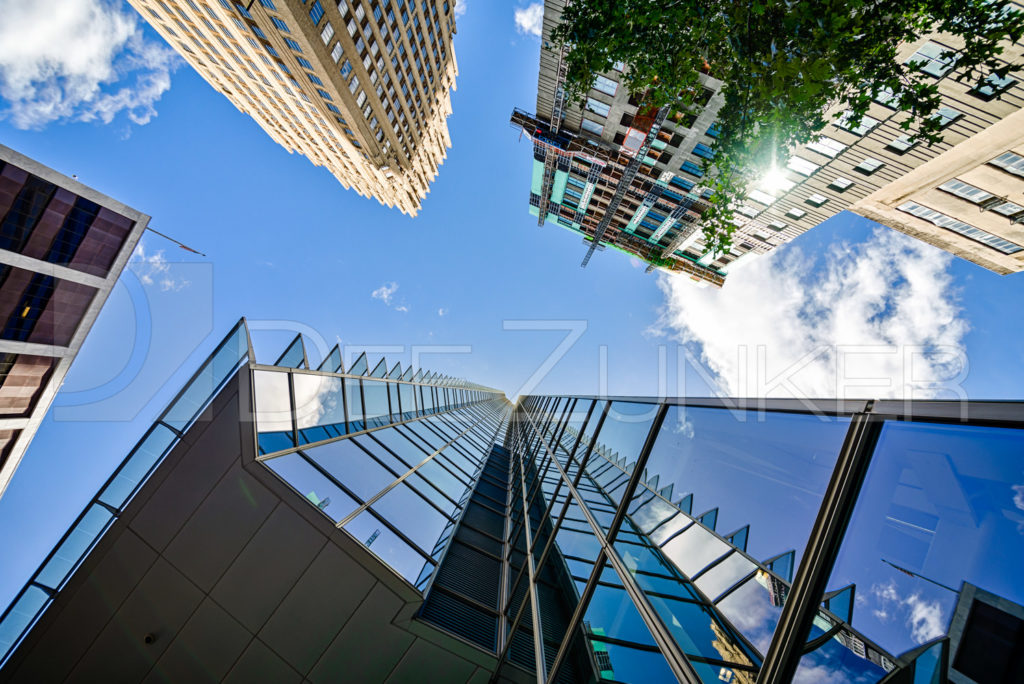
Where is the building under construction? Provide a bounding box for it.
[513,0,1024,283]
[509,0,760,286]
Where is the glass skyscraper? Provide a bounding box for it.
[1,321,1021,683]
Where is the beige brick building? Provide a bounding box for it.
[741,22,1024,276]
[131,0,458,215]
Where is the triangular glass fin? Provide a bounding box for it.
[275,334,307,369]
[348,352,368,376]
[823,584,855,623]
[317,344,343,373]
[766,550,795,583]
[698,507,718,531]
[727,525,749,553]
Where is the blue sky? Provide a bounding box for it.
[1,0,1023,667]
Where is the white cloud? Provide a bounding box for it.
[656,228,968,399]
[904,593,945,644]
[130,243,190,292]
[869,580,946,644]
[0,0,179,130]
[371,281,399,305]
[1013,483,1024,510]
[454,0,467,18]
[371,282,410,312]
[792,664,848,684]
[514,3,544,37]
[438,307,448,317]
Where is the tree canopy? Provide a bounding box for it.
[551,0,1024,254]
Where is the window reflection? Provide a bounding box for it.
[715,572,786,657]
[824,421,1024,659]
[662,523,731,578]
[343,509,429,583]
[694,551,757,602]
[371,482,450,554]
[362,379,391,428]
[344,378,364,432]
[264,452,358,522]
[293,373,346,444]
[254,370,293,454]
[647,407,848,567]
[304,438,396,501]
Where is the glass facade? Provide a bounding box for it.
[466,395,1024,684]
[3,325,1022,684]
[255,358,508,589]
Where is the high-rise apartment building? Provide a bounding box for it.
[1,320,1020,683]
[514,0,1024,282]
[131,0,458,215]
[0,145,148,499]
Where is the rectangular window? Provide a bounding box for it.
[785,207,807,220]
[991,200,1024,217]
[786,156,819,176]
[806,193,828,207]
[271,16,290,33]
[898,201,1023,254]
[680,160,703,178]
[331,42,344,63]
[307,73,324,85]
[258,0,276,7]
[326,103,341,114]
[748,189,775,205]
[593,75,618,96]
[854,157,884,175]
[829,177,854,191]
[767,220,787,231]
[907,41,956,78]
[316,88,333,101]
[990,151,1024,177]
[886,135,917,154]
[349,74,359,93]
[806,136,846,158]
[581,118,603,135]
[585,97,611,118]
[939,179,993,204]
[970,73,1016,101]
[835,111,880,136]
[321,21,335,44]
[873,86,898,109]
[309,0,325,24]
[285,38,302,52]
[932,105,962,128]
[297,57,313,69]
[670,176,695,192]
[251,25,267,39]
[693,143,714,160]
